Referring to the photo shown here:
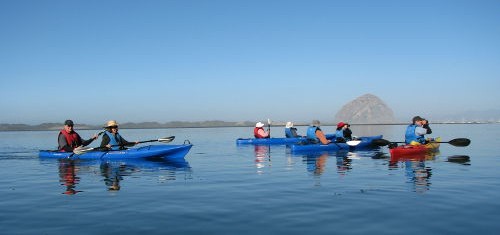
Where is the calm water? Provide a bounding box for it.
[1,124,499,235]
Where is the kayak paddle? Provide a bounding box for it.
[346,140,361,146]
[371,138,471,147]
[267,118,271,138]
[73,136,176,154]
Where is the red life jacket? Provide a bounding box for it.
[254,127,267,138]
[59,130,80,151]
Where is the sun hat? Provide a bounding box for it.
[255,122,265,128]
[104,120,119,128]
[64,120,74,126]
[337,122,346,128]
[312,120,320,126]
[285,122,294,128]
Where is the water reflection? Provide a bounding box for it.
[254,145,271,174]
[56,158,191,194]
[58,159,82,195]
[389,153,437,193]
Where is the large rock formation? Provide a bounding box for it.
[334,94,396,124]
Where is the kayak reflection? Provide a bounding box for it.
[55,158,191,194]
[388,152,437,193]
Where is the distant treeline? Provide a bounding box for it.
[0,120,494,131]
[0,121,256,131]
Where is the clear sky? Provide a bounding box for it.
[1,0,499,125]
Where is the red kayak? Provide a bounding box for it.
[390,138,441,161]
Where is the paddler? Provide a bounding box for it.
[254,122,270,139]
[285,121,301,138]
[405,116,433,145]
[58,119,98,152]
[335,122,353,143]
[306,120,331,144]
[100,120,138,150]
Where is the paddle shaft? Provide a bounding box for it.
[372,138,470,147]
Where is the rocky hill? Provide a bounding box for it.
[334,94,397,124]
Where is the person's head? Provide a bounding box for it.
[63,119,74,133]
[412,116,425,125]
[285,121,294,128]
[337,122,348,130]
[312,120,320,127]
[255,122,265,128]
[104,120,119,133]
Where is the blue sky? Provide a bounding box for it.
[1,0,499,125]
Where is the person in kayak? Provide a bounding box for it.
[285,121,301,138]
[254,122,270,139]
[306,120,331,144]
[100,120,138,150]
[335,122,353,143]
[58,119,99,152]
[405,116,433,145]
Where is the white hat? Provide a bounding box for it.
[285,122,293,128]
[255,122,265,128]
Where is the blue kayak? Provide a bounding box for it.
[39,144,192,160]
[236,137,306,145]
[236,134,341,145]
[290,135,383,153]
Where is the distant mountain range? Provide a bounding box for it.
[1,95,498,131]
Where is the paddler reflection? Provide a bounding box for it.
[254,145,271,174]
[304,153,329,176]
[389,152,436,193]
[100,161,138,191]
[58,159,81,195]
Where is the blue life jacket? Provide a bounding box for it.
[285,127,298,138]
[405,124,425,144]
[104,131,123,150]
[335,130,344,139]
[306,126,319,141]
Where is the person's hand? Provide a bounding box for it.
[92,134,98,140]
[106,144,111,148]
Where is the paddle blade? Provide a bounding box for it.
[371,139,391,146]
[448,138,471,147]
[73,146,94,155]
[346,140,361,146]
[158,136,175,143]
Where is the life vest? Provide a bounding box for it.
[59,130,80,151]
[254,127,268,138]
[104,131,123,150]
[285,128,296,138]
[405,124,425,144]
[335,129,344,139]
[306,126,319,141]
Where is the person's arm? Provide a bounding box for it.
[422,120,432,134]
[80,133,98,147]
[291,128,299,137]
[316,130,330,145]
[100,134,110,148]
[415,126,428,136]
[344,128,352,139]
[58,133,73,152]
